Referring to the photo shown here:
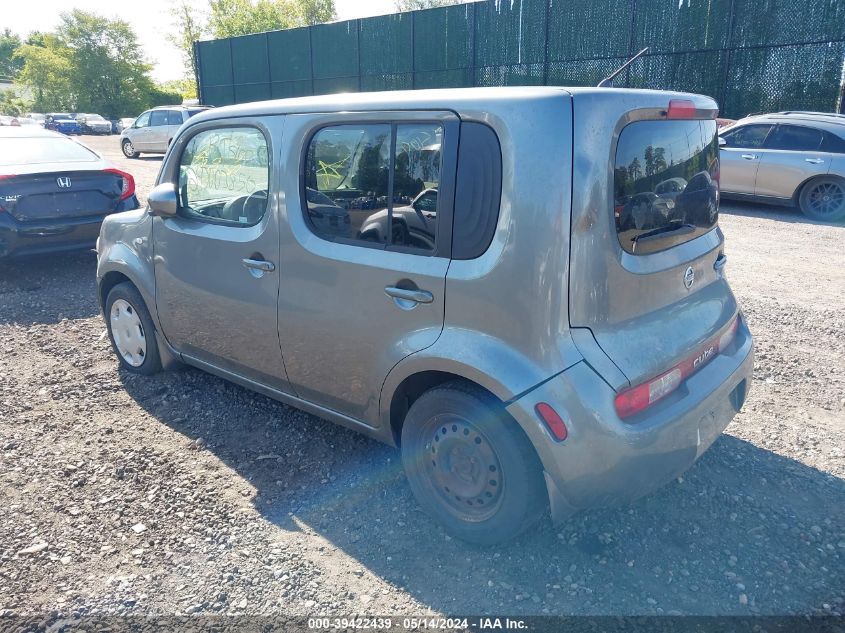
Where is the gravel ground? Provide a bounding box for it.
[1,135,843,621]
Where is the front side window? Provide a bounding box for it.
[765,125,823,151]
[614,119,719,255]
[304,122,443,252]
[134,111,151,128]
[178,127,270,226]
[720,124,772,149]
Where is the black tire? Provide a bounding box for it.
[798,176,845,222]
[401,382,547,545]
[104,282,162,375]
[122,139,139,159]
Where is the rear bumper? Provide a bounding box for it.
[506,316,754,521]
[0,196,139,258]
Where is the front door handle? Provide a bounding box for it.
[384,286,434,304]
[740,154,758,160]
[242,258,275,272]
[805,157,824,164]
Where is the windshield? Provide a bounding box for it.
[614,119,719,255]
[0,137,99,166]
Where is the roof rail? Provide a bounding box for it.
[776,111,845,119]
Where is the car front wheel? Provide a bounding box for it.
[799,176,845,222]
[401,382,547,545]
[122,139,139,159]
[105,282,161,375]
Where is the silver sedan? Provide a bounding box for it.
[719,111,845,221]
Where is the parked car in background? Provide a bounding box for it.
[115,117,136,134]
[305,187,351,238]
[358,188,439,249]
[119,105,211,158]
[78,113,113,135]
[45,114,82,135]
[15,117,41,127]
[97,87,752,545]
[0,126,139,258]
[719,111,845,221]
[0,115,15,126]
[47,117,82,136]
[27,113,46,127]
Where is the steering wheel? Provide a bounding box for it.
[219,189,268,223]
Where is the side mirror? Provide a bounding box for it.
[718,136,727,147]
[148,183,178,217]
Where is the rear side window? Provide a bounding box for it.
[820,131,845,153]
[614,119,719,255]
[303,122,444,252]
[766,125,823,151]
[178,127,270,226]
[452,122,502,260]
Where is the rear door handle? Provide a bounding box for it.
[740,154,758,160]
[714,253,727,273]
[805,158,824,164]
[384,286,433,304]
[242,258,275,272]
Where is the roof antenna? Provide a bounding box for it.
[598,47,649,88]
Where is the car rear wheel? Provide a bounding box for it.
[799,177,845,222]
[105,282,161,375]
[122,139,139,159]
[401,382,547,545]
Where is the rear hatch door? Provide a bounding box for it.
[569,89,736,390]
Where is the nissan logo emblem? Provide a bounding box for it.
[683,266,695,290]
[56,177,72,188]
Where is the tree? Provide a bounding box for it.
[169,1,207,80]
[14,35,74,112]
[209,0,297,38]
[297,0,336,25]
[394,0,461,11]
[58,10,156,118]
[207,0,336,38]
[0,28,23,80]
[159,78,198,101]
[0,90,28,116]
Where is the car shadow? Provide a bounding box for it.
[0,251,100,325]
[121,367,845,616]
[719,200,845,226]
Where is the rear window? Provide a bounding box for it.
[614,119,719,255]
[0,137,98,166]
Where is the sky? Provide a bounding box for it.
[5,0,397,82]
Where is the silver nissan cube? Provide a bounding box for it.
[97,87,754,544]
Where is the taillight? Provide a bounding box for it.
[103,168,135,202]
[535,403,568,442]
[614,314,740,419]
[666,99,697,119]
[0,174,13,213]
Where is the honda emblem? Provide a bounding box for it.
[56,176,72,188]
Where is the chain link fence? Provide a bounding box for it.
[194,0,845,118]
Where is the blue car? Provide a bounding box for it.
[45,113,81,135]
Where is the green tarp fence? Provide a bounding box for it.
[194,0,845,118]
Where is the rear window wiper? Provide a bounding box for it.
[631,223,696,251]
